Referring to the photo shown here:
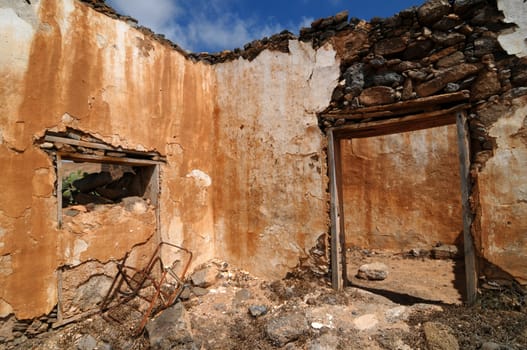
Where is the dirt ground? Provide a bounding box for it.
[346,248,465,305]
[2,254,526,350]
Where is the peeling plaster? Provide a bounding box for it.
[0,298,13,318]
[479,96,527,283]
[213,40,339,278]
[0,227,4,249]
[497,0,527,57]
[186,169,212,187]
[0,254,13,276]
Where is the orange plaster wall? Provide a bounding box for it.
[341,125,464,251]
[0,0,216,318]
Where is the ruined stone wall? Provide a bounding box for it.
[1,0,527,329]
[314,0,527,284]
[213,41,340,279]
[341,125,463,251]
[0,0,216,320]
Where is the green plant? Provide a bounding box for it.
[62,170,86,205]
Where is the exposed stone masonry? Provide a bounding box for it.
[314,0,527,174]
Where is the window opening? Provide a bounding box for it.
[37,129,164,227]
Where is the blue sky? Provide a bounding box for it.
[106,0,426,53]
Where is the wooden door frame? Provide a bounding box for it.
[327,109,477,304]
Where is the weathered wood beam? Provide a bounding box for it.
[59,152,163,166]
[331,104,468,138]
[44,135,163,159]
[322,90,470,120]
[456,111,478,305]
[328,129,344,290]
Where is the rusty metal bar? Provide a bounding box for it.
[100,241,193,335]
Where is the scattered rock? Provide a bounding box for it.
[481,342,515,350]
[190,266,218,288]
[146,303,194,350]
[265,312,309,347]
[432,244,460,259]
[179,286,191,300]
[385,306,408,323]
[357,262,389,281]
[353,314,378,331]
[423,322,459,350]
[248,305,268,317]
[234,288,252,303]
[307,333,339,350]
[191,287,209,297]
[76,334,97,350]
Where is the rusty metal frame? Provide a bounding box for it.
[100,241,193,335]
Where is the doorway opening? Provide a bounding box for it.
[323,92,477,304]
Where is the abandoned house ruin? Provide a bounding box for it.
[0,0,526,343]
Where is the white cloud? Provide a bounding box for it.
[109,0,181,33]
[107,0,314,53]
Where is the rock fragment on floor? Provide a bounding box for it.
[248,305,267,317]
[480,342,515,350]
[357,262,389,280]
[432,244,459,259]
[423,321,459,350]
[145,303,194,350]
[190,265,218,288]
[265,311,309,346]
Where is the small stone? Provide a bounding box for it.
[307,333,339,350]
[76,334,97,350]
[146,303,194,349]
[353,314,378,330]
[415,63,481,97]
[403,39,434,60]
[371,72,403,86]
[344,63,365,96]
[39,142,54,149]
[423,322,459,350]
[480,342,513,350]
[437,51,465,69]
[432,244,460,259]
[265,312,309,347]
[190,266,218,288]
[234,288,252,302]
[359,86,395,106]
[192,287,209,297]
[334,10,348,23]
[471,70,501,100]
[357,262,389,280]
[374,37,407,56]
[25,319,48,335]
[417,0,452,26]
[444,82,460,93]
[178,286,191,300]
[432,32,466,46]
[249,305,268,317]
[385,306,408,323]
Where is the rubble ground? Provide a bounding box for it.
[3,257,526,350]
